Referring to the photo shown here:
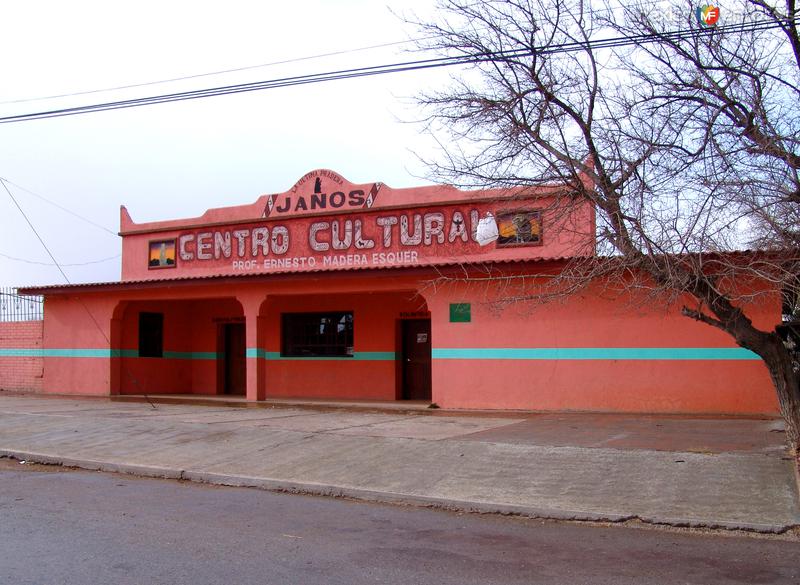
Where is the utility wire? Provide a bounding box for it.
[0,176,118,236]
[1,178,71,284]
[1,177,154,408]
[0,0,720,106]
[0,250,120,266]
[0,38,424,106]
[0,18,791,124]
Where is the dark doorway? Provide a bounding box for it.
[223,323,246,396]
[401,319,432,401]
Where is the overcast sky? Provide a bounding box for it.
[0,0,448,286]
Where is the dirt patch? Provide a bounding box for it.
[0,456,66,472]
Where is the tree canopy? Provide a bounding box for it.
[411,0,800,452]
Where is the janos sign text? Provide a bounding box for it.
[263,170,381,216]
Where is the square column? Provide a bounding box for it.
[109,317,123,395]
[245,314,267,401]
[238,293,267,402]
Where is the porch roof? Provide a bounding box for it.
[18,255,576,296]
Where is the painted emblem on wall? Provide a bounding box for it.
[496,211,542,246]
[148,239,177,269]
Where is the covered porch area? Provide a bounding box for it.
[102,278,433,403]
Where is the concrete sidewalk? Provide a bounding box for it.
[0,393,798,533]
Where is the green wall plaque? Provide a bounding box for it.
[449,303,471,323]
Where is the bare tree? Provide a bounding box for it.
[410,0,800,454]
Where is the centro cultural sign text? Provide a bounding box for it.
[175,206,483,271]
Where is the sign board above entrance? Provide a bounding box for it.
[120,169,596,280]
[176,205,481,272]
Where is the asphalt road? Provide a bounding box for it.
[1,460,798,585]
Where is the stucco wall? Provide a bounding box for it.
[117,298,244,395]
[428,278,781,415]
[0,320,44,392]
[27,267,782,415]
[261,291,425,400]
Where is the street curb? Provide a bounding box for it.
[1,451,183,480]
[181,469,636,523]
[2,449,794,535]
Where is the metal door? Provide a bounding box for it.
[402,319,431,400]
[223,323,246,396]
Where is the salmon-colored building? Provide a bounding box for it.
[13,169,780,414]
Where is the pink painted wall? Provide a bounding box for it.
[27,268,781,415]
[117,298,243,395]
[0,321,43,392]
[186,299,243,395]
[120,300,188,394]
[42,295,115,396]
[261,291,425,400]
[30,276,393,395]
[428,278,780,414]
[119,169,595,281]
[17,166,780,415]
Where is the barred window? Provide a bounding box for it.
[281,312,353,357]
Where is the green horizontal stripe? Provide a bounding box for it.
[0,348,48,357]
[162,351,220,360]
[246,349,395,361]
[47,349,111,358]
[2,347,759,361]
[0,349,220,359]
[354,352,396,361]
[432,348,761,360]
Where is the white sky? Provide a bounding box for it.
[0,0,446,286]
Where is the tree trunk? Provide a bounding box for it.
[682,278,800,457]
[755,334,800,457]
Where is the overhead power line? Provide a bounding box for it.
[0,38,423,106]
[0,176,118,235]
[1,178,72,283]
[0,250,120,267]
[0,17,792,124]
[1,178,154,406]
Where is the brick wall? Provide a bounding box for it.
[0,321,43,392]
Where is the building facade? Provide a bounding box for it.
[14,169,780,414]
